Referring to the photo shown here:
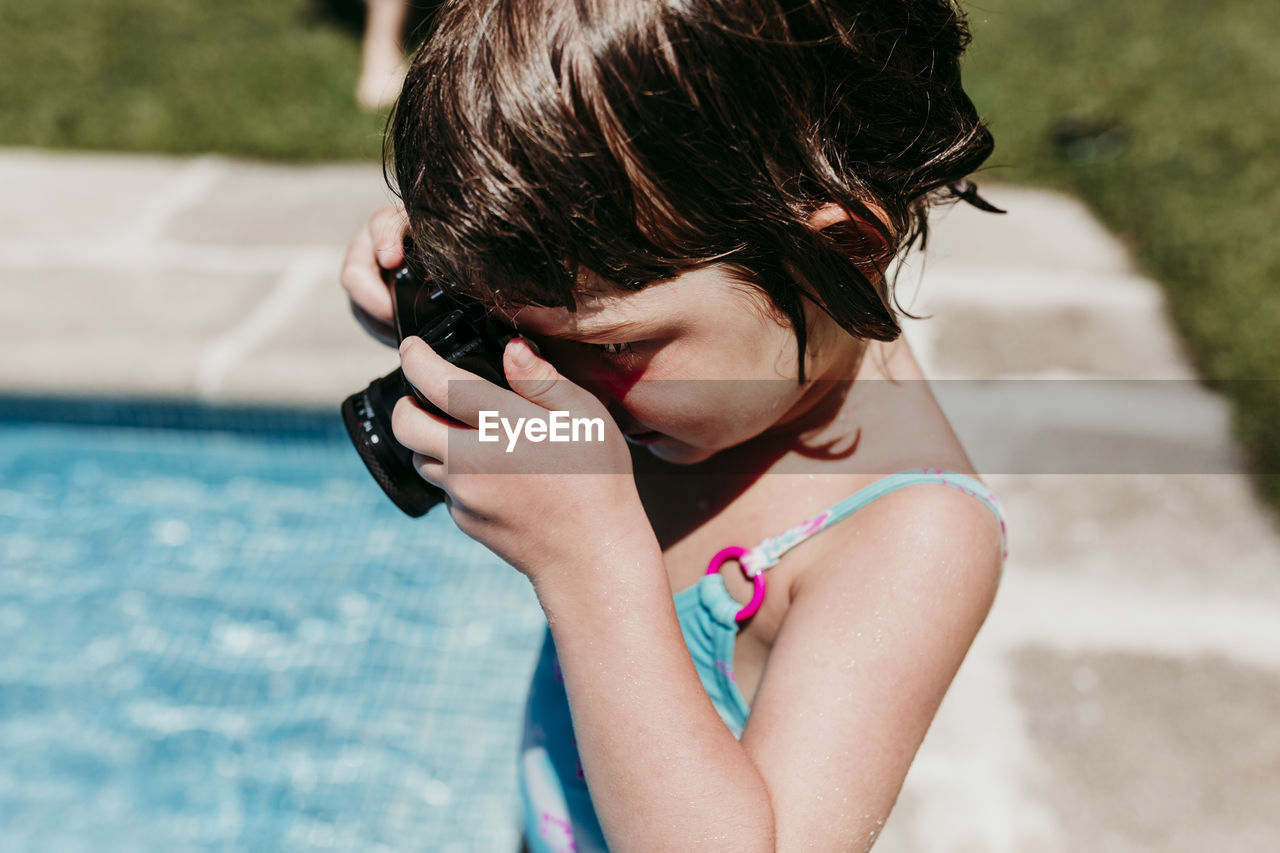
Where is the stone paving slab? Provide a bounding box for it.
[1010,648,1280,853]
[925,299,1197,379]
[160,159,399,249]
[916,187,1137,274]
[0,149,393,407]
[211,260,401,404]
[3,148,1279,853]
[0,149,189,244]
[0,264,278,398]
[990,474,1280,601]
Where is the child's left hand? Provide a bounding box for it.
[391,335,656,583]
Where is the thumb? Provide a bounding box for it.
[503,337,589,412]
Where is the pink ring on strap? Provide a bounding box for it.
[705,546,766,622]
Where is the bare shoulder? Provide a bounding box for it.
[790,477,1005,608]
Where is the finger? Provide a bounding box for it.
[391,394,452,460]
[399,336,534,428]
[340,221,394,324]
[370,205,408,270]
[350,298,399,348]
[503,337,606,417]
[412,452,446,488]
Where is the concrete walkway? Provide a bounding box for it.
[3,148,1278,852]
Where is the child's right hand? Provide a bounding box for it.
[340,204,409,348]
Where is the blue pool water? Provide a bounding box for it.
[0,397,547,852]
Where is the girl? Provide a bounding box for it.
[340,0,1009,850]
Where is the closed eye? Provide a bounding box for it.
[588,341,638,357]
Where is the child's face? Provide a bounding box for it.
[502,264,861,465]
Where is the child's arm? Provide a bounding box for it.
[533,535,779,851]
[392,336,1003,851]
[396,335,777,847]
[734,486,1004,850]
[535,485,1003,852]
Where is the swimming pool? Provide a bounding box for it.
[0,396,546,852]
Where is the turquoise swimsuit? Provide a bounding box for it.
[518,469,1009,853]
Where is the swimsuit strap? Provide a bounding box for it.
[738,468,1009,577]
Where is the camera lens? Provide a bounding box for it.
[341,368,446,517]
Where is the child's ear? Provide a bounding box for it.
[804,200,891,236]
[804,201,894,281]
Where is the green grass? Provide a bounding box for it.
[0,0,387,160]
[2,0,1278,502]
[961,0,1280,503]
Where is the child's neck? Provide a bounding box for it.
[632,337,919,546]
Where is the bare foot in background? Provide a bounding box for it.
[356,0,409,111]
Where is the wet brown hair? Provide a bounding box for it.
[389,0,997,381]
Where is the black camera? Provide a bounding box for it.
[340,259,517,517]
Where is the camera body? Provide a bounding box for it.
[340,260,517,517]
